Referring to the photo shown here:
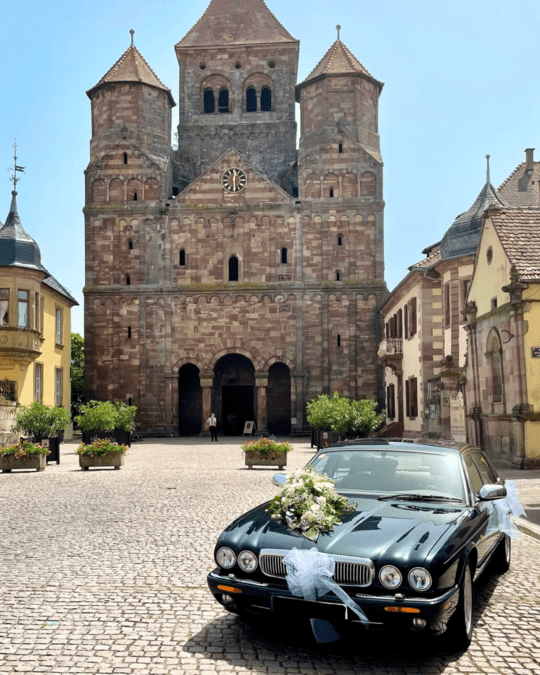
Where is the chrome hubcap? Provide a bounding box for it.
[463,568,473,635]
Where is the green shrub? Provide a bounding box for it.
[14,401,71,438]
[75,401,117,432]
[306,392,384,437]
[113,402,137,432]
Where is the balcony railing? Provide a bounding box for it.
[378,338,403,358]
[0,327,42,368]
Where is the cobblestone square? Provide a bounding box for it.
[1,438,540,674]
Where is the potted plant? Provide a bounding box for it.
[75,401,137,446]
[13,402,71,465]
[242,437,292,470]
[76,438,128,471]
[1,440,50,473]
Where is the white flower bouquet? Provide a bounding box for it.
[267,466,356,541]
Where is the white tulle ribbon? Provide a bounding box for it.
[486,480,526,539]
[281,547,369,625]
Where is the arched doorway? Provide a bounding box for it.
[178,364,202,435]
[214,354,255,435]
[267,362,291,435]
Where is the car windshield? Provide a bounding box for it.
[310,449,465,502]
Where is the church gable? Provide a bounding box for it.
[87,140,167,174]
[178,149,291,205]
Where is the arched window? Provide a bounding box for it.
[246,87,257,112]
[204,89,215,114]
[179,249,186,266]
[338,143,343,154]
[218,89,229,113]
[228,256,239,281]
[123,152,128,165]
[360,171,376,197]
[128,240,133,250]
[261,87,272,111]
[488,332,503,403]
[336,271,341,281]
[337,236,343,246]
[126,275,131,286]
[281,247,288,264]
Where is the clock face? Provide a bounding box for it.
[222,167,247,193]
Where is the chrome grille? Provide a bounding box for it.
[259,549,374,587]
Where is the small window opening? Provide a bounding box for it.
[261,87,272,112]
[123,152,128,165]
[337,236,343,246]
[336,271,341,281]
[491,297,498,311]
[329,188,334,198]
[292,187,299,198]
[128,397,132,406]
[229,256,239,281]
[127,326,132,339]
[199,63,206,70]
[172,186,180,196]
[246,87,257,113]
[337,334,341,347]
[179,249,186,266]
[204,89,215,114]
[338,143,343,154]
[128,240,133,250]
[133,191,137,201]
[281,247,288,264]
[126,275,131,286]
[235,62,242,69]
[218,89,229,113]
[268,60,276,68]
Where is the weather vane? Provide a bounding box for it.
[8,139,25,190]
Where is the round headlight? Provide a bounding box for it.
[379,565,402,589]
[216,547,236,569]
[408,567,432,591]
[237,550,258,573]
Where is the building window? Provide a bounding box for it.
[246,87,257,112]
[228,256,239,281]
[491,297,498,311]
[337,235,343,246]
[204,89,215,114]
[444,283,451,327]
[260,86,272,111]
[218,89,229,113]
[179,249,186,266]
[406,377,418,418]
[128,240,133,250]
[126,275,131,286]
[336,271,341,281]
[123,152,128,165]
[338,143,343,154]
[404,304,409,338]
[461,279,471,311]
[281,247,288,264]
[387,384,395,420]
[55,368,63,407]
[407,297,417,337]
[128,326,132,339]
[34,363,43,402]
[488,333,503,403]
[337,334,341,347]
[397,309,403,338]
[55,308,63,345]
[0,289,9,326]
[329,188,334,198]
[18,290,29,328]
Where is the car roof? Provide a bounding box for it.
[322,438,479,457]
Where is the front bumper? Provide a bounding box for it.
[207,569,459,634]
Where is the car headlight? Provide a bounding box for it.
[379,565,402,589]
[408,567,432,591]
[216,547,236,569]
[237,550,258,573]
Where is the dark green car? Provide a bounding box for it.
[207,440,511,649]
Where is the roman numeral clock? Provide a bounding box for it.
[221,168,247,193]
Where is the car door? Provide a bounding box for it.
[462,450,493,566]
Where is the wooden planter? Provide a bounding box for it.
[79,451,125,471]
[244,450,288,470]
[1,453,46,473]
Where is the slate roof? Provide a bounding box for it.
[440,181,506,260]
[87,45,174,104]
[489,207,540,282]
[498,161,540,207]
[176,0,297,48]
[300,39,382,87]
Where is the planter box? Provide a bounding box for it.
[20,437,61,464]
[244,450,288,470]
[82,430,131,447]
[79,451,125,471]
[1,453,46,473]
[316,429,341,452]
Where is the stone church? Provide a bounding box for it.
[83,0,388,435]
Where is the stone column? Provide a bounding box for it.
[255,373,268,434]
[200,373,213,436]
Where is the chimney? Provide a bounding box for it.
[525,148,535,173]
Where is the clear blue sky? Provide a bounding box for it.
[1,0,539,337]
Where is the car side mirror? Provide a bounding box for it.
[478,484,507,501]
[273,473,288,487]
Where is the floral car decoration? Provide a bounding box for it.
[241,437,292,455]
[0,440,51,457]
[76,439,128,457]
[267,466,356,541]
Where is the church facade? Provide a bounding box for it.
[83,0,388,435]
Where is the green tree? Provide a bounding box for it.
[71,333,85,419]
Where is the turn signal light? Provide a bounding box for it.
[217,585,242,593]
[384,606,420,614]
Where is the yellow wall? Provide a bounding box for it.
[523,285,540,423]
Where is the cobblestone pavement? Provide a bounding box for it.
[1,437,540,675]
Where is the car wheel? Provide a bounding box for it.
[490,533,511,574]
[446,562,474,651]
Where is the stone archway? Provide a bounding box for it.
[178,363,202,435]
[213,354,255,435]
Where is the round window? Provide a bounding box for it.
[268,60,276,68]
[234,62,242,69]
[486,246,493,264]
[199,63,206,70]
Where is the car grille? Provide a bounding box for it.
[259,549,374,587]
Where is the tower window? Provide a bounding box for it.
[281,247,288,264]
[329,188,334,198]
[128,397,132,406]
[204,89,215,114]
[235,62,242,69]
[337,236,343,246]
[261,87,272,112]
[128,240,133,250]
[337,334,341,347]
[336,271,341,281]
[126,275,131,286]
[218,89,229,113]
[133,192,137,201]
[123,152,128,165]
[268,60,276,68]
[246,87,257,113]
[338,143,343,153]
[127,326,132,339]
[179,249,186,266]
[228,256,239,281]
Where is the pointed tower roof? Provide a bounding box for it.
[440,157,506,260]
[87,39,174,104]
[0,191,47,273]
[176,0,297,48]
[300,39,383,89]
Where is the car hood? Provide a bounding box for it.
[220,496,466,567]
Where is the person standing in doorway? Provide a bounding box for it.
[207,413,218,441]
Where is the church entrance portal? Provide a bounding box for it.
[213,354,255,436]
[178,363,202,435]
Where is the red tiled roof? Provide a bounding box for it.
[498,161,540,207]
